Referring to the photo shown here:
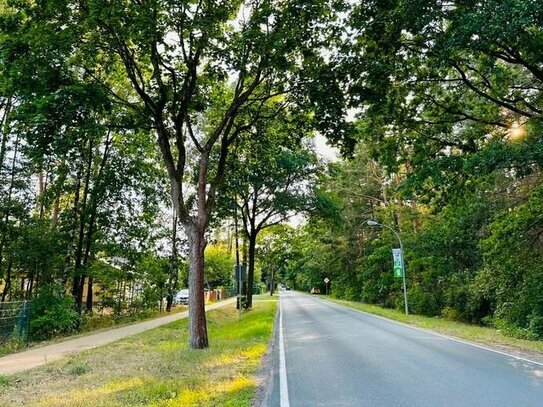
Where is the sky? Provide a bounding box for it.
[314,134,340,162]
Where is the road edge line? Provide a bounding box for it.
[321,297,543,368]
[279,294,290,407]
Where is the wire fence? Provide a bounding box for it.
[0,301,32,345]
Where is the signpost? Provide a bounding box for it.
[234,264,247,311]
[367,220,409,315]
[324,277,330,295]
[392,249,404,278]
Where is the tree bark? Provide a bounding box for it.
[1,257,12,302]
[166,212,178,313]
[76,275,86,312]
[246,231,257,308]
[86,275,93,312]
[0,97,12,172]
[270,267,275,296]
[73,139,94,310]
[0,131,19,295]
[186,222,208,349]
[38,170,46,219]
[62,168,82,287]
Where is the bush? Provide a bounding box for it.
[492,318,539,341]
[441,306,462,321]
[342,286,361,302]
[30,286,80,340]
[408,286,441,316]
[528,313,543,339]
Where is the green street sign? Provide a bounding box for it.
[392,248,404,278]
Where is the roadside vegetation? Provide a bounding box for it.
[261,0,543,342]
[0,297,276,407]
[0,304,188,358]
[1,0,542,358]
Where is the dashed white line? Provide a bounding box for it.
[279,294,290,407]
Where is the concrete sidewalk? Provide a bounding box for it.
[0,298,236,375]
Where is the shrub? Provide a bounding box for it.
[407,286,441,316]
[30,286,80,340]
[67,362,89,376]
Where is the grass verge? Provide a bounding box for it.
[0,296,277,407]
[0,306,190,358]
[325,297,543,356]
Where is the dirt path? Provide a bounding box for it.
[0,298,236,375]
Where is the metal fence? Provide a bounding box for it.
[0,301,32,345]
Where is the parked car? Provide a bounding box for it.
[310,287,320,294]
[174,289,189,305]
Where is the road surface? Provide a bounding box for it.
[265,290,543,406]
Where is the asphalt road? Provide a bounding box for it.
[265,290,543,407]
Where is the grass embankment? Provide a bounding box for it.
[0,297,277,407]
[326,297,543,356]
[0,306,190,358]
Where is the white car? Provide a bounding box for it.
[174,289,189,305]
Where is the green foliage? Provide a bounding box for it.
[1,0,542,350]
[479,185,543,338]
[204,244,234,288]
[30,286,80,340]
[286,141,543,340]
[134,254,170,310]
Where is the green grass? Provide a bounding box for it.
[325,297,543,355]
[0,374,10,387]
[0,296,277,407]
[0,306,190,358]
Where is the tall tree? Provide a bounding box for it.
[2,0,354,348]
[70,0,340,348]
[342,0,543,200]
[221,106,319,307]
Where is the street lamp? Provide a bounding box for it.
[367,220,409,315]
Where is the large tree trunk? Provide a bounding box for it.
[166,212,178,313]
[83,131,111,313]
[0,131,18,295]
[72,139,94,310]
[186,222,208,349]
[0,97,12,171]
[86,275,93,312]
[1,257,12,302]
[62,169,82,287]
[246,231,257,308]
[76,275,86,311]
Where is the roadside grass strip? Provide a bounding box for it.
[0,296,277,407]
[326,297,543,356]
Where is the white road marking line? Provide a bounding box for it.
[321,297,543,368]
[279,295,290,407]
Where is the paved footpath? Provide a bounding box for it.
[0,298,236,375]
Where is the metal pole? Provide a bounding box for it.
[397,233,409,316]
[369,221,409,315]
[234,199,241,316]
